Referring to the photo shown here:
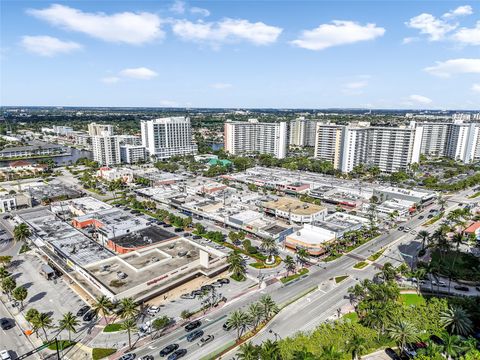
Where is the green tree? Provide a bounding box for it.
[260,238,277,262]
[12,286,28,310]
[0,266,10,280]
[417,230,430,251]
[228,252,247,280]
[34,312,54,341]
[180,310,192,320]
[284,255,296,276]
[227,309,250,341]
[387,321,419,353]
[346,334,366,360]
[248,302,264,329]
[236,342,259,360]
[296,248,310,267]
[1,276,17,299]
[121,317,137,349]
[321,345,343,360]
[259,294,278,322]
[92,295,112,324]
[58,312,79,342]
[118,297,138,320]
[13,223,31,242]
[440,306,473,336]
[260,339,281,360]
[152,316,170,339]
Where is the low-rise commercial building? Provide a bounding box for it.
[262,197,327,224]
[97,167,134,183]
[285,224,335,256]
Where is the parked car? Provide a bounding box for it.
[186,329,204,342]
[163,224,172,228]
[167,349,187,360]
[218,278,230,285]
[418,215,424,220]
[0,319,14,330]
[119,354,136,360]
[184,320,201,332]
[454,285,469,292]
[385,348,401,360]
[140,356,154,360]
[174,228,183,233]
[159,344,179,357]
[398,226,404,231]
[223,321,233,331]
[193,235,202,240]
[147,306,160,316]
[404,344,417,358]
[200,285,213,291]
[199,334,214,347]
[211,281,223,288]
[76,305,90,317]
[0,350,11,360]
[83,310,96,322]
[180,293,195,300]
[431,280,446,287]
[183,232,191,237]
[427,214,434,218]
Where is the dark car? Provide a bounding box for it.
[160,344,179,357]
[183,232,191,237]
[385,348,401,360]
[119,354,136,360]
[201,285,213,291]
[454,285,469,292]
[140,356,154,360]
[193,235,202,240]
[83,310,96,322]
[167,349,187,360]
[76,305,90,317]
[218,278,230,285]
[430,335,444,345]
[476,286,480,292]
[184,320,201,332]
[163,224,172,228]
[186,329,204,342]
[398,226,404,231]
[0,318,14,330]
[418,215,424,219]
[223,321,233,331]
[174,228,183,233]
[427,214,434,218]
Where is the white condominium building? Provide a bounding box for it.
[88,123,114,137]
[445,122,480,163]
[416,122,450,157]
[313,124,344,169]
[289,118,318,147]
[140,117,197,160]
[224,119,288,159]
[120,144,146,164]
[92,135,121,166]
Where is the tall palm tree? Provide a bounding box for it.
[1,276,16,300]
[380,262,397,282]
[13,223,31,243]
[387,321,419,353]
[92,295,112,324]
[0,267,10,280]
[346,334,366,360]
[248,302,264,329]
[227,309,250,341]
[121,317,137,349]
[34,312,54,342]
[227,252,247,280]
[296,248,310,267]
[12,286,28,310]
[236,342,259,360]
[58,312,79,342]
[412,268,426,294]
[284,255,296,276]
[292,349,319,360]
[118,297,139,320]
[260,238,277,262]
[321,345,343,360]
[442,334,464,359]
[440,306,473,336]
[260,339,281,360]
[417,230,430,250]
[259,295,278,322]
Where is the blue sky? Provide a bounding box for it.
[0,1,479,109]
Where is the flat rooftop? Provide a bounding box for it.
[52,196,112,215]
[112,226,177,249]
[74,208,150,235]
[287,225,334,245]
[263,197,325,215]
[376,186,435,199]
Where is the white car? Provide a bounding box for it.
[147,306,160,316]
[0,350,11,360]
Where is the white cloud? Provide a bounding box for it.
[190,7,210,17]
[443,5,473,18]
[408,94,433,104]
[159,99,179,107]
[27,4,163,45]
[402,36,419,44]
[472,83,480,93]
[170,0,186,14]
[101,76,120,84]
[452,21,480,45]
[344,80,368,89]
[210,82,232,89]
[172,18,282,46]
[405,13,456,41]
[290,20,385,51]
[119,67,158,80]
[424,58,480,77]
[21,35,82,56]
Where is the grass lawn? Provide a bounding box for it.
[430,250,480,281]
[280,268,309,284]
[399,293,426,306]
[92,348,117,360]
[249,256,282,269]
[103,323,122,332]
[468,192,480,199]
[335,275,349,283]
[423,212,444,226]
[353,261,369,269]
[342,312,359,322]
[46,340,76,351]
[368,249,385,262]
[231,273,247,282]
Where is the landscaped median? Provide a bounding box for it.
[353,261,369,269]
[422,211,444,226]
[367,248,384,262]
[103,323,123,332]
[92,348,116,360]
[280,268,309,284]
[334,275,349,284]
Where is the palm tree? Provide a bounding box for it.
[284,255,296,276]
[227,309,250,341]
[387,321,419,353]
[121,317,137,349]
[417,340,443,358]
[248,302,264,329]
[58,312,79,342]
[259,294,278,322]
[412,268,426,294]
[118,297,138,320]
[442,334,464,359]
[296,248,310,267]
[260,339,281,360]
[0,266,10,279]
[227,252,247,280]
[1,276,16,299]
[92,295,112,324]
[417,230,430,250]
[380,262,397,282]
[260,238,277,262]
[34,312,54,341]
[13,223,31,243]
[440,306,473,336]
[346,334,366,360]
[321,345,343,360]
[236,342,259,360]
[12,286,28,310]
[292,348,318,360]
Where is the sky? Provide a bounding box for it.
[0,0,479,109]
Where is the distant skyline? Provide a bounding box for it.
[1,1,479,109]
